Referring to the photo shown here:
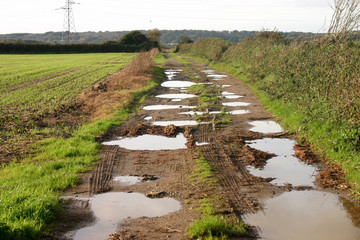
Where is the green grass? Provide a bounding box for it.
[0,53,136,121]
[167,52,191,65]
[0,65,163,239]
[187,215,249,240]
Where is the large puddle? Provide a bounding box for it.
[73,192,181,240]
[246,138,316,186]
[142,105,195,110]
[245,190,360,240]
[248,120,284,134]
[102,133,187,150]
[161,81,196,88]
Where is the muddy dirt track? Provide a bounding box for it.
[50,56,360,240]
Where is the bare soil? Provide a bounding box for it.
[48,55,354,240]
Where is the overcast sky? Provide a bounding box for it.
[0,0,335,34]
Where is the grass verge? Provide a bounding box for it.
[187,152,249,239]
[0,60,164,239]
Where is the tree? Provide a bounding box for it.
[118,31,150,45]
[179,36,194,44]
[328,0,360,41]
[148,29,161,43]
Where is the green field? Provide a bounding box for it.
[0,53,136,120]
[0,52,163,239]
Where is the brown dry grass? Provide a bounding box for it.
[81,49,159,120]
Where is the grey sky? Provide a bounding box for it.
[0,0,334,34]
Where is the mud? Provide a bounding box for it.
[51,55,360,240]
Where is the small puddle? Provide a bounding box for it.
[208,74,228,80]
[246,138,316,186]
[229,110,251,115]
[224,95,243,99]
[73,192,181,240]
[171,99,182,102]
[220,84,231,88]
[222,102,251,107]
[179,111,221,116]
[142,105,195,110]
[102,133,187,150]
[144,116,152,121]
[196,141,209,146]
[155,94,196,99]
[152,120,209,127]
[248,120,284,134]
[113,176,143,185]
[201,69,216,74]
[222,91,235,95]
[161,81,196,88]
[245,190,360,240]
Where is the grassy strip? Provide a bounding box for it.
[180,52,360,199]
[167,52,191,65]
[0,65,164,240]
[187,154,249,239]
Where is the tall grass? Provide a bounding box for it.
[178,35,360,198]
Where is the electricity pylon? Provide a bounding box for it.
[57,0,79,44]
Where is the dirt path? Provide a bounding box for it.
[50,55,358,240]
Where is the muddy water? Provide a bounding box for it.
[248,120,284,134]
[224,95,243,99]
[73,192,181,240]
[245,191,360,240]
[102,133,187,150]
[246,138,316,186]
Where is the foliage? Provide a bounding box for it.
[178,34,360,197]
[118,30,150,45]
[147,29,161,44]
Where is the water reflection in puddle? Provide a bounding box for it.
[224,95,243,99]
[155,94,196,99]
[229,110,251,115]
[201,69,216,74]
[152,120,209,126]
[245,191,360,240]
[208,74,228,80]
[178,111,221,116]
[222,102,251,107]
[102,134,187,150]
[113,176,143,185]
[73,192,181,240]
[222,91,235,95]
[144,116,152,121]
[248,120,284,134]
[246,138,316,186]
[142,105,195,110]
[161,81,196,88]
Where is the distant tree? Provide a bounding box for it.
[118,31,150,45]
[179,36,193,44]
[148,29,161,43]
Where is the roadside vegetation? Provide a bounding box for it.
[0,49,164,239]
[178,33,360,198]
